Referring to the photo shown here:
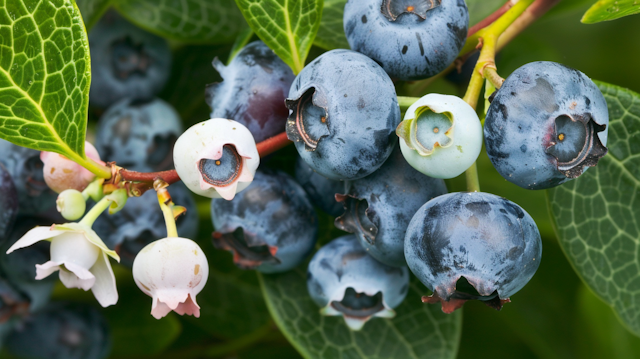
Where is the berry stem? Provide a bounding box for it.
[79,196,112,227]
[397,96,421,111]
[155,180,178,238]
[483,67,505,89]
[256,132,291,157]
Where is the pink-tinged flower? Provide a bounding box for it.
[5,223,119,307]
[173,118,259,200]
[132,237,209,319]
[41,142,105,193]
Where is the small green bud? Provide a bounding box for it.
[56,189,87,221]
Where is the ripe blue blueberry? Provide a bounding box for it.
[484,61,609,190]
[286,49,400,180]
[405,192,542,313]
[344,0,468,80]
[336,145,447,267]
[0,140,57,216]
[89,11,171,109]
[92,183,198,268]
[5,302,110,359]
[206,41,295,143]
[95,98,183,173]
[307,235,409,330]
[0,164,18,239]
[294,156,344,217]
[211,169,318,273]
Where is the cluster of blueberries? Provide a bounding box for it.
[0,0,613,355]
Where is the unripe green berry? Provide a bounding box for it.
[56,189,87,221]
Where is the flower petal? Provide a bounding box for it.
[89,252,118,307]
[59,263,96,291]
[35,261,62,280]
[155,288,189,310]
[151,300,173,320]
[56,223,120,262]
[6,226,65,254]
[172,294,201,317]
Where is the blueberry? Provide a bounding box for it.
[92,183,198,268]
[0,140,57,216]
[307,235,409,330]
[0,164,18,239]
[211,169,318,273]
[397,93,482,179]
[484,61,609,190]
[335,145,447,267]
[404,192,542,313]
[294,156,344,217]
[6,302,111,359]
[89,11,171,109]
[0,218,57,313]
[95,98,183,172]
[344,0,468,80]
[206,41,295,143]
[286,49,400,180]
[0,277,29,323]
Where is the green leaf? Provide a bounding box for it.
[259,268,462,359]
[234,0,323,74]
[548,81,640,336]
[0,0,109,177]
[582,0,640,24]
[112,0,247,44]
[75,0,111,30]
[314,0,348,50]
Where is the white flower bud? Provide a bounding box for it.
[132,237,209,319]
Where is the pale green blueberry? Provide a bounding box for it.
[132,237,209,319]
[396,94,482,179]
[173,118,259,200]
[5,223,120,307]
[56,189,86,221]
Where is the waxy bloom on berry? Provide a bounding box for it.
[41,142,105,193]
[173,119,259,200]
[5,223,120,307]
[132,237,209,319]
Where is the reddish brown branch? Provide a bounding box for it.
[115,132,292,195]
[257,132,291,157]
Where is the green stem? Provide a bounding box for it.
[397,96,421,111]
[461,0,536,193]
[71,155,112,179]
[158,197,178,238]
[79,196,112,227]
[483,67,505,89]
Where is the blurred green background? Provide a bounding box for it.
[5,1,640,358]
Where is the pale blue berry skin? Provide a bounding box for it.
[0,164,18,239]
[405,192,542,301]
[344,0,468,81]
[206,41,295,143]
[6,302,111,359]
[307,235,409,309]
[0,140,56,216]
[484,61,609,190]
[89,11,171,109]
[336,145,447,267]
[211,169,318,273]
[294,156,345,217]
[95,98,182,173]
[93,183,198,268]
[286,50,400,180]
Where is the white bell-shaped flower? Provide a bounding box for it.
[133,237,209,319]
[6,223,120,307]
